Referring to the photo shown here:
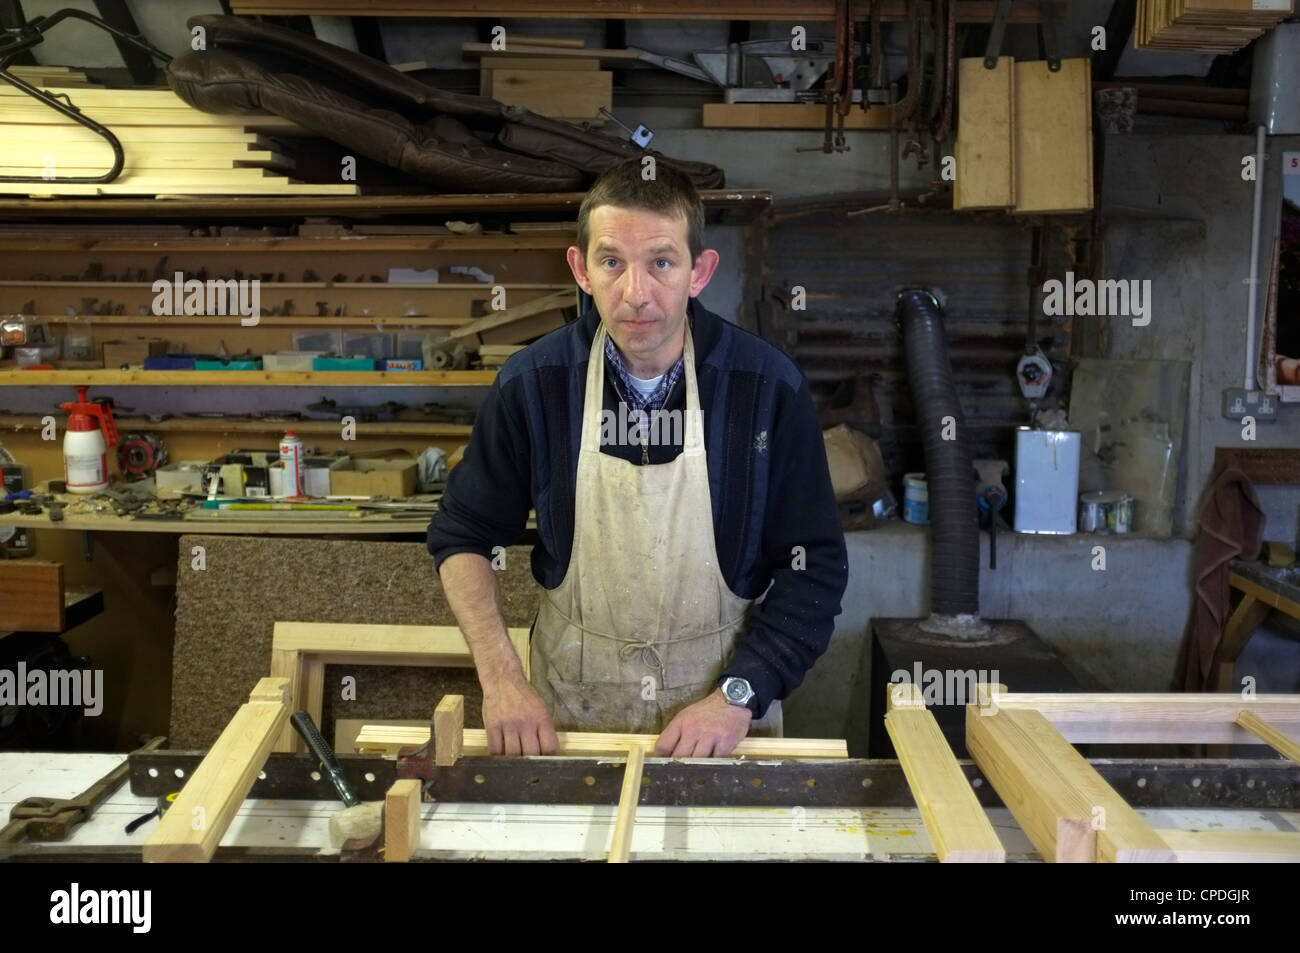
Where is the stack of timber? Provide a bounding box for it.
[1135,0,1293,53]
[477,345,525,368]
[471,36,614,124]
[0,69,357,197]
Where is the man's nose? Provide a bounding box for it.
[622,266,651,309]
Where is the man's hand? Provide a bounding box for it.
[655,689,752,758]
[482,674,560,756]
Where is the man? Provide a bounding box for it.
[427,158,847,758]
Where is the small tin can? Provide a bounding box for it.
[1108,494,1134,534]
[279,430,303,497]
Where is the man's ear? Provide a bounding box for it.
[566,246,593,295]
[689,248,720,298]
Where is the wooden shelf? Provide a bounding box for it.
[0,414,473,436]
[0,235,574,252]
[0,369,495,387]
[0,190,772,221]
[25,315,469,327]
[226,1,1054,22]
[0,509,431,535]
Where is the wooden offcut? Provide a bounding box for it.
[486,68,611,122]
[354,725,849,759]
[0,560,65,632]
[448,287,577,345]
[608,743,646,863]
[885,683,1005,862]
[434,694,465,766]
[142,677,290,863]
[384,778,422,863]
[269,622,530,753]
[1157,828,1300,863]
[1012,58,1092,214]
[953,57,1015,211]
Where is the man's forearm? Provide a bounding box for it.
[438,552,525,690]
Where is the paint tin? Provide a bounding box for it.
[278,431,303,497]
[1106,493,1134,534]
[902,472,929,524]
[1078,491,1104,532]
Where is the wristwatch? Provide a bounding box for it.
[719,676,758,715]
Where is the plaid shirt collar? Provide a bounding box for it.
[603,318,689,414]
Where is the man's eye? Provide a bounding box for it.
[655,259,672,269]
[603,258,619,268]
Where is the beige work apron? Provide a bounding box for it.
[529,322,782,736]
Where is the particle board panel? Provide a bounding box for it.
[1012,58,1092,215]
[953,57,1015,211]
[170,535,542,748]
[0,560,64,632]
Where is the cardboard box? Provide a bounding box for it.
[102,338,166,368]
[303,456,348,497]
[330,458,417,498]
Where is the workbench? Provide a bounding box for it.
[4,751,1298,862]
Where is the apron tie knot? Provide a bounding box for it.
[619,639,665,675]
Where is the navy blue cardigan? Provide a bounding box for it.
[427,298,848,717]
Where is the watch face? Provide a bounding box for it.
[725,679,748,701]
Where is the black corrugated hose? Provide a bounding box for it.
[895,288,979,616]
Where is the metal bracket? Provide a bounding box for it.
[983,0,1013,68]
[1038,0,1061,71]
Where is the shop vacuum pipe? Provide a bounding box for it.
[895,288,980,619]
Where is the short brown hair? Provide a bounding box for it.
[575,158,705,264]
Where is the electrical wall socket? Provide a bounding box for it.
[1222,388,1278,421]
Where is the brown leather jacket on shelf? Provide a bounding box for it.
[166,15,725,194]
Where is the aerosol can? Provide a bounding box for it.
[58,386,119,494]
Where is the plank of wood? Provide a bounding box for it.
[987,693,1300,744]
[482,56,598,71]
[435,694,465,766]
[384,778,422,862]
[1,106,303,129]
[1012,58,1092,214]
[448,288,577,343]
[0,560,64,632]
[463,41,642,62]
[977,706,1175,862]
[271,621,529,669]
[966,705,1096,862]
[142,677,290,863]
[1156,829,1300,863]
[0,125,260,143]
[701,103,893,130]
[953,57,1015,211]
[608,743,645,863]
[506,35,586,48]
[885,683,1005,862]
[487,68,611,122]
[354,725,850,759]
[1235,710,1300,764]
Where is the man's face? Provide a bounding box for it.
[567,204,718,377]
